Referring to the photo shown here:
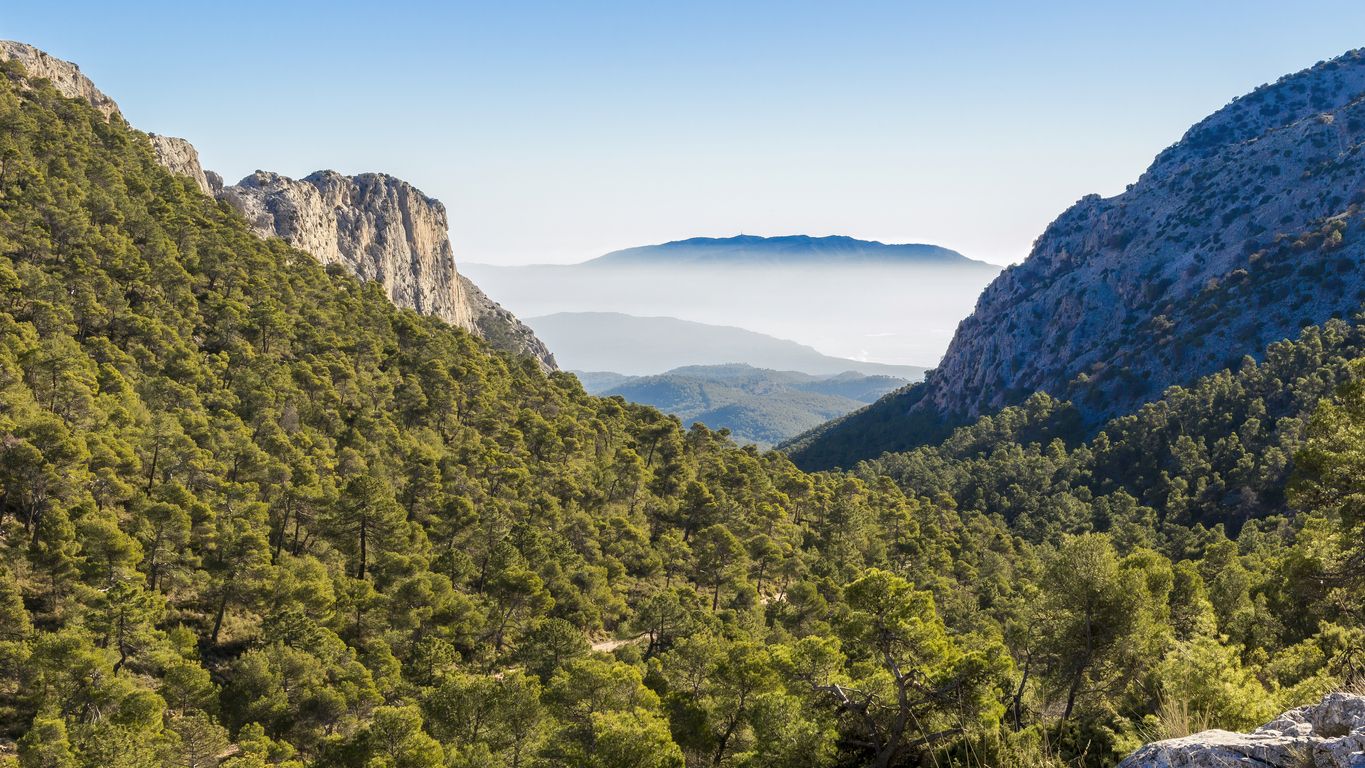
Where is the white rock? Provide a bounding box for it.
[221,169,475,330]
[0,40,120,119]
[217,170,557,370]
[1119,692,1365,768]
[925,49,1365,426]
[148,134,213,196]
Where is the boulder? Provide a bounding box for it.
[1119,692,1365,767]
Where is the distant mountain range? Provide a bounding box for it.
[786,47,1365,470]
[583,234,997,268]
[526,312,927,378]
[577,364,910,447]
[464,236,999,368]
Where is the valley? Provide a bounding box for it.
[1,27,1364,768]
[462,239,1000,370]
[577,363,911,447]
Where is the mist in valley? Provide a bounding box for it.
[461,261,1001,368]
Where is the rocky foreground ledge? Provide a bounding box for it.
[1119,692,1365,767]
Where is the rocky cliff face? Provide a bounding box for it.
[148,134,215,195]
[789,49,1365,469]
[0,40,119,119]
[927,48,1365,422]
[217,170,555,370]
[0,40,556,371]
[221,170,476,330]
[1119,692,1365,767]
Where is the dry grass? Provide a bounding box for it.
[1153,693,1215,740]
[1340,675,1365,697]
[954,730,1079,768]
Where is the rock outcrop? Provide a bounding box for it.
[217,170,555,369]
[0,40,120,119]
[149,134,215,195]
[925,49,1365,424]
[789,48,1365,469]
[1119,692,1365,767]
[218,171,555,370]
[221,170,475,330]
[0,40,556,371]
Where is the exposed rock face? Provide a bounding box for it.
[149,134,214,195]
[0,40,120,119]
[219,171,556,368]
[1119,692,1365,767]
[927,48,1365,423]
[789,49,1365,469]
[460,275,557,369]
[219,170,476,331]
[0,40,556,371]
[217,171,556,369]
[1,43,214,197]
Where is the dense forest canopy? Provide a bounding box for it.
[0,53,1364,768]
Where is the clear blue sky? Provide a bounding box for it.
[4,1,1365,265]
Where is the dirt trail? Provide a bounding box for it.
[590,634,646,653]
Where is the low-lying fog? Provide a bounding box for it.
[461,263,1001,367]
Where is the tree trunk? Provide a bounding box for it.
[1062,668,1083,722]
[357,516,368,580]
[1013,656,1032,730]
[210,587,231,645]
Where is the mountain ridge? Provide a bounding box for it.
[582,233,997,268]
[0,40,556,371]
[787,47,1365,470]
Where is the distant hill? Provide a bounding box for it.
[580,364,910,447]
[584,234,998,268]
[526,312,928,378]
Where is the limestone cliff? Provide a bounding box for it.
[0,40,556,371]
[0,40,119,119]
[789,48,1365,469]
[924,49,1365,424]
[220,170,475,330]
[217,171,555,370]
[149,134,215,195]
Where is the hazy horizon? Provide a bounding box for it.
[465,261,1000,367]
[6,2,1365,266]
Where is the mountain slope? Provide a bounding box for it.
[527,312,926,378]
[585,234,996,268]
[0,40,118,118]
[580,364,909,446]
[459,274,557,368]
[0,45,983,766]
[789,48,1365,470]
[4,38,1365,768]
[859,317,1365,536]
[0,40,556,371]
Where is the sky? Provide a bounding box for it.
[4,1,1365,266]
